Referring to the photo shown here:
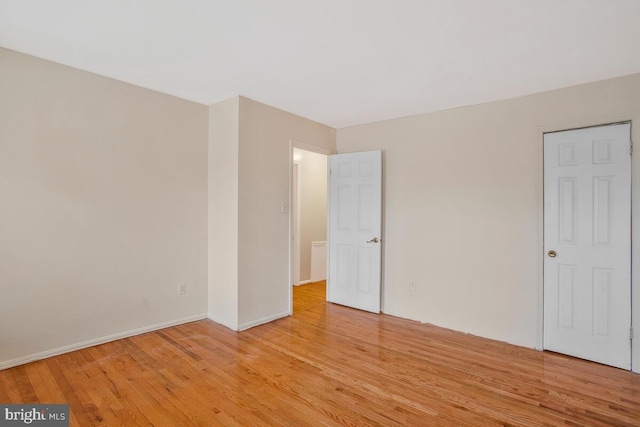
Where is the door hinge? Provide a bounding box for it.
[631,327,634,341]
[630,140,633,155]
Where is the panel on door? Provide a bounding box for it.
[543,123,631,370]
[328,151,382,313]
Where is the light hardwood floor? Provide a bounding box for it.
[293,280,327,314]
[1,281,639,426]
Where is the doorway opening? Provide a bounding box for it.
[291,147,328,314]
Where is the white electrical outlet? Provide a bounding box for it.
[409,281,416,292]
[179,282,187,295]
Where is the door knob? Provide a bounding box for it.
[367,237,379,243]
[548,250,557,258]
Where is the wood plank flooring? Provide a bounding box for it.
[293,280,326,313]
[1,281,639,426]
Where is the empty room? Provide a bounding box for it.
[1,1,640,425]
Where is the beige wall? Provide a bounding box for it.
[297,149,328,282]
[237,97,335,329]
[0,48,209,369]
[208,97,239,330]
[337,72,640,372]
[5,45,639,372]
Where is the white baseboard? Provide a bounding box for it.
[238,311,289,331]
[0,313,207,371]
[294,280,311,286]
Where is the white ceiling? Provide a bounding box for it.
[1,1,640,128]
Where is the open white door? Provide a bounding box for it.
[328,151,382,313]
[543,123,631,370]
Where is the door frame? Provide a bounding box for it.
[292,161,301,286]
[537,114,638,372]
[288,139,335,315]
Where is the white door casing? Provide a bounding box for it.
[328,151,382,313]
[543,123,631,370]
[292,162,301,286]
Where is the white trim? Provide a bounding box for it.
[289,142,294,314]
[326,154,331,304]
[295,280,312,286]
[0,313,207,371]
[290,139,335,156]
[293,162,301,286]
[534,125,545,352]
[238,311,289,331]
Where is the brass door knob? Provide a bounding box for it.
[548,250,557,258]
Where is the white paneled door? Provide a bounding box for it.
[328,151,382,313]
[543,123,631,370]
